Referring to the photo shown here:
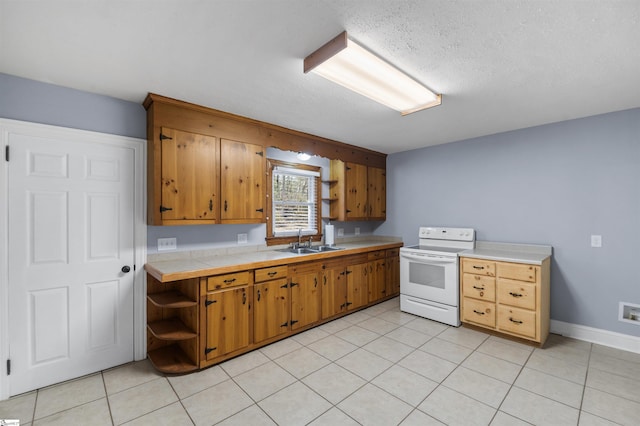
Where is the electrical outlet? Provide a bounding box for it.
[591,235,602,248]
[355,227,360,236]
[237,233,248,244]
[337,228,344,237]
[157,237,177,251]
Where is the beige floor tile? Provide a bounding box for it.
[363,303,394,316]
[514,367,584,408]
[0,391,36,423]
[290,327,330,345]
[490,411,531,425]
[317,317,352,334]
[363,336,414,362]
[274,347,330,379]
[537,335,591,365]
[307,407,359,426]
[259,336,303,359]
[32,398,111,426]
[234,361,297,401]
[307,335,358,361]
[462,352,522,384]
[582,387,640,425]
[376,310,416,325]
[477,338,533,365]
[399,409,445,425]
[419,337,474,364]
[120,402,193,426]
[526,350,588,384]
[418,386,496,426]
[103,359,163,395]
[399,350,457,383]
[578,411,620,426]
[108,378,177,425]
[258,382,331,426]
[357,316,400,334]
[589,351,640,378]
[336,348,393,381]
[302,363,366,405]
[438,326,489,349]
[341,310,372,324]
[182,379,253,426]
[501,387,579,425]
[34,373,105,419]
[338,383,413,426]
[403,317,449,336]
[591,343,640,364]
[216,404,276,426]
[167,365,229,399]
[443,367,510,408]
[385,326,433,348]
[586,366,640,403]
[371,365,438,407]
[219,350,270,377]
[335,325,380,346]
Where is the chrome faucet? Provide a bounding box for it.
[297,228,302,248]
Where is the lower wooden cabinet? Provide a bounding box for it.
[460,256,550,345]
[146,245,402,372]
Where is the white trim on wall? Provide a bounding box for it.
[551,320,640,354]
[0,118,146,400]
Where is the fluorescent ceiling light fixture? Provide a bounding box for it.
[304,31,441,115]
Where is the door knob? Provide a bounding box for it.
[121,265,131,273]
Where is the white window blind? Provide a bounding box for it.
[272,166,320,237]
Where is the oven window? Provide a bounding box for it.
[409,263,445,289]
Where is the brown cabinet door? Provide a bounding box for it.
[160,127,218,223]
[321,267,346,319]
[367,167,386,220]
[385,255,400,296]
[253,279,290,343]
[347,262,369,310]
[220,139,265,223]
[290,270,322,330]
[204,286,249,361]
[345,162,368,220]
[367,259,387,303]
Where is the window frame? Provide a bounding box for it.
[266,159,322,246]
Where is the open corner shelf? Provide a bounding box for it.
[147,318,198,340]
[147,291,198,308]
[147,345,198,374]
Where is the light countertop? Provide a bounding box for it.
[145,237,403,282]
[461,241,552,265]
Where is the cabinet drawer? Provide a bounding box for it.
[462,298,496,328]
[462,274,496,302]
[254,266,288,283]
[462,258,496,276]
[497,262,537,283]
[207,271,249,291]
[368,250,385,260]
[386,248,399,257]
[497,279,536,310]
[497,305,536,339]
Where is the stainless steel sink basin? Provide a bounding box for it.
[307,245,344,252]
[277,245,344,255]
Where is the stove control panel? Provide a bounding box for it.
[419,227,475,242]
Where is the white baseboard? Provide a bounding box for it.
[550,320,640,354]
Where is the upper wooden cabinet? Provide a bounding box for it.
[159,127,218,224]
[329,160,386,221]
[220,139,265,223]
[367,167,386,220]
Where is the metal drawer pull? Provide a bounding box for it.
[223,278,236,284]
[267,271,277,276]
[473,286,485,290]
[472,266,484,270]
[509,317,523,324]
[509,292,523,298]
[473,310,485,315]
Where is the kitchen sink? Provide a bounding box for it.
[306,245,344,252]
[277,245,344,255]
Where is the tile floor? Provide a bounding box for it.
[2,297,639,425]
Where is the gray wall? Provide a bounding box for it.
[376,108,640,336]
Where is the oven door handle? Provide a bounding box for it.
[401,253,456,264]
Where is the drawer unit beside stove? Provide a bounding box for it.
[460,256,550,345]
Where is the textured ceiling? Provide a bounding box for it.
[1,1,639,154]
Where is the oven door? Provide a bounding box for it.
[400,251,459,306]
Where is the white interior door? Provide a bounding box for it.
[7,130,136,396]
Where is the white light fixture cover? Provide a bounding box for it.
[304,31,441,115]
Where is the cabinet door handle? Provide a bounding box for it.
[473,266,485,270]
[257,290,261,301]
[473,310,486,315]
[242,292,247,305]
[224,200,228,212]
[209,199,213,211]
[223,278,236,284]
[314,277,318,288]
[473,286,485,290]
[509,317,523,324]
[509,292,523,298]
[323,275,327,285]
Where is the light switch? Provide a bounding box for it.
[591,235,602,248]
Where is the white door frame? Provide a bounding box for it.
[0,118,147,400]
